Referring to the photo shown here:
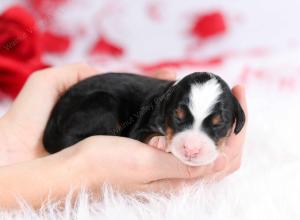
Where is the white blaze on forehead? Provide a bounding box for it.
[188,78,222,129]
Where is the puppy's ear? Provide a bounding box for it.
[232,95,246,134]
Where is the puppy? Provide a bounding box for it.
[43,72,245,166]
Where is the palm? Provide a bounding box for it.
[1,64,98,163]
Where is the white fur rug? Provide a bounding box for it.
[1,0,300,219]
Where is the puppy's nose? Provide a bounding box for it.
[183,145,202,158]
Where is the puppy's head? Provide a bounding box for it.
[162,72,245,166]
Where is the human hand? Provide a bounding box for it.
[210,85,247,180]
[0,131,222,209]
[0,62,246,185]
[0,63,98,165]
[71,135,221,193]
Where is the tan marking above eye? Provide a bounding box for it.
[212,114,222,125]
[175,107,186,120]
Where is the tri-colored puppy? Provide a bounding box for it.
[43,72,245,166]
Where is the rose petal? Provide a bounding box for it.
[191,11,227,39]
[90,36,124,57]
[42,31,71,53]
[138,57,223,73]
[147,3,162,21]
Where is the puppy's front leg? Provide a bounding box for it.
[148,136,171,153]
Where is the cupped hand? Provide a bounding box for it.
[71,135,218,193]
[210,85,248,180]
[0,63,247,191]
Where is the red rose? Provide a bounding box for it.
[0,5,47,98]
[0,5,42,65]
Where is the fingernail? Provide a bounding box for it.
[213,153,227,172]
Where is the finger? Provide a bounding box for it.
[232,85,248,117]
[148,136,160,148]
[142,178,199,193]
[152,69,177,80]
[227,154,242,174]
[204,153,242,182]
[147,136,167,151]
[12,63,98,109]
[212,153,227,172]
[221,85,248,159]
[143,147,215,180]
[32,63,99,96]
[86,136,215,182]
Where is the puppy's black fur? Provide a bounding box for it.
[43,72,245,153]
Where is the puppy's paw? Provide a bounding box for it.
[148,136,170,152]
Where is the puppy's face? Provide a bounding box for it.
[163,72,245,166]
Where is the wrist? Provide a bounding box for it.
[32,147,90,205]
[71,137,115,195]
[62,143,102,194]
[0,116,20,165]
[0,116,13,149]
[0,115,48,166]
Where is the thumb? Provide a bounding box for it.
[141,178,199,193]
[145,147,215,181]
